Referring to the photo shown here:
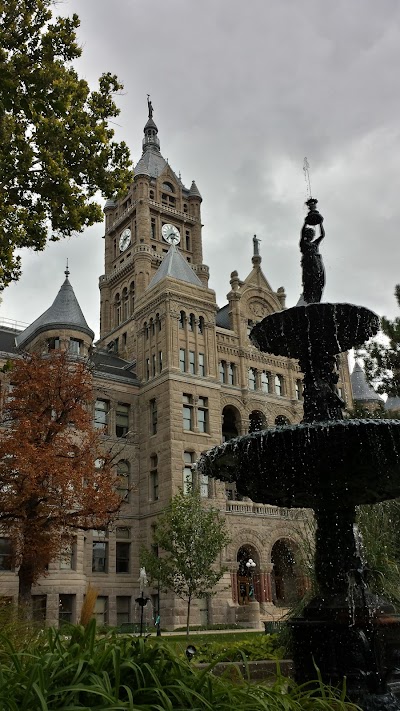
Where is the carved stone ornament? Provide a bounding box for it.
[249,300,267,319]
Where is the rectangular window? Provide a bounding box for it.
[59,594,74,625]
[60,539,76,570]
[117,461,130,501]
[183,394,193,431]
[261,371,269,393]
[197,397,208,433]
[228,363,234,385]
[185,229,191,251]
[183,451,194,494]
[150,399,157,435]
[179,348,186,372]
[146,358,150,380]
[189,350,195,374]
[32,595,47,623]
[0,539,12,571]
[47,337,60,351]
[116,596,131,625]
[158,351,163,373]
[116,542,130,573]
[198,353,205,376]
[219,361,226,383]
[248,368,256,391]
[116,403,129,437]
[69,338,82,355]
[92,539,108,573]
[151,217,156,239]
[94,400,109,431]
[275,374,283,396]
[295,379,303,400]
[94,596,108,626]
[200,473,209,498]
[150,455,158,500]
[152,353,156,377]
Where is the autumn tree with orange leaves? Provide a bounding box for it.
[0,350,123,613]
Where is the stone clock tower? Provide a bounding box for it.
[97,99,209,362]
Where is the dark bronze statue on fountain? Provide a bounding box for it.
[300,198,325,304]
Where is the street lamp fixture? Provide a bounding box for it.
[246,558,257,600]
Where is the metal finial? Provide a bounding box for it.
[303,157,312,200]
[65,259,70,278]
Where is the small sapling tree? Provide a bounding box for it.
[141,488,230,636]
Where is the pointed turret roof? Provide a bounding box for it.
[147,245,203,290]
[350,362,383,403]
[16,270,94,349]
[189,180,202,199]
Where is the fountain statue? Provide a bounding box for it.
[198,199,400,710]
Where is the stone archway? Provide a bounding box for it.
[222,405,241,441]
[271,538,302,606]
[236,545,260,604]
[249,410,267,433]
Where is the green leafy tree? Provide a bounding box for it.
[0,0,132,289]
[141,489,230,636]
[360,284,400,398]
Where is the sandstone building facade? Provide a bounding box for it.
[0,107,353,628]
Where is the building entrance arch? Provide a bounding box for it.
[236,545,260,604]
[271,538,302,606]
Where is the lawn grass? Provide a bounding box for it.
[151,630,264,654]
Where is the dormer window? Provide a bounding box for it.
[47,337,60,351]
[69,338,82,355]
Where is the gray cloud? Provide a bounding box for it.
[2,0,400,336]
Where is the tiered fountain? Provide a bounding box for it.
[199,199,400,710]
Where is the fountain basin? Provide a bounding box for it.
[250,303,380,358]
[198,419,400,508]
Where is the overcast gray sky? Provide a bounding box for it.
[2,0,400,338]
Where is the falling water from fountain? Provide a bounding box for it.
[198,199,400,710]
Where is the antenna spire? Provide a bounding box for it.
[303,157,312,200]
[65,259,70,278]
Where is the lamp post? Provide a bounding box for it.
[135,567,150,636]
[246,558,257,601]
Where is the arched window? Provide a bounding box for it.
[144,321,149,339]
[117,461,130,501]
[122,287,128,321]
[156,313,161,332]
[179,311,186,329]
[275,415,290,426]
[249,410,266,433]
[150,318,155,336]
[222,406,240,442]
[198,316,204,335]
[162,181,174,193]
[188,313,195,332]
[114,293,121,326]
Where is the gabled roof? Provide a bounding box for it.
[147,245,203,289]
[16,274,94,349]
[350,362,383,403]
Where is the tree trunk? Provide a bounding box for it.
[186,596,191,638]
[18,561,35,619]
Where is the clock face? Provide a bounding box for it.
[119,228,131,252]
[161,223,180,245]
